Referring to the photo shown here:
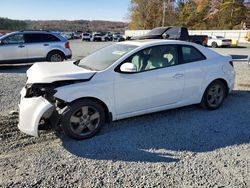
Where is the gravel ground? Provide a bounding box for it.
[0,41,249,187]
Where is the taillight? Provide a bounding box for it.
[65,41,70,49]
[229,61,234,68]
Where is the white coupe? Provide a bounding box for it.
[207,36,232,48]
[18,40,235,140]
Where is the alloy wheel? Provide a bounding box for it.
[69,106,101,136]
[206,84,224,108]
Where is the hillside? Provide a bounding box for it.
[27,20,128,32]
[0,17,128,32]
[0,17,27,32]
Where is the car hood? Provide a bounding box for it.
[26,61,96,84]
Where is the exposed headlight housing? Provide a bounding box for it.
[25,84,57,103]
[24,79,90,103]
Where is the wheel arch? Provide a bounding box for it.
[201,78,229,103]
[46,49,66,60]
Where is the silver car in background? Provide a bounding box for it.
[0,30,72,63]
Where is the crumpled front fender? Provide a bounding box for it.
[18,96,54,137]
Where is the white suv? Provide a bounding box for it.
[0,30,72,63]
[81,33,92,41]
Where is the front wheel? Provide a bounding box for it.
[201,80,227,110]
[61,99,105,140]
[211,42,218,48]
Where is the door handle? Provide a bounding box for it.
[43,44,49,46]
[173,74,184,79]
[18,45,25,48]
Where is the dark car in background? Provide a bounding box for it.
[92,33,103,41]
[103,32,113,41]
[130,26,208,46]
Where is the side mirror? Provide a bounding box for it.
[120,62,137,73]
[162,33,169,39]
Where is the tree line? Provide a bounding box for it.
[1,1,249,33]
[27,20,128,32]
[0,17,128,32]
[128,0,250,30]
[0,17,28,31]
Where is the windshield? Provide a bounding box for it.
[0,33,10,39]
[146,27,172,36]
[78,43,137,71]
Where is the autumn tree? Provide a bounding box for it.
[217,0,247,29]
[128,0,178,29]
[129,0,248,30]
[177,0,210,29]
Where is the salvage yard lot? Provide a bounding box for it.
[0,40,250,187]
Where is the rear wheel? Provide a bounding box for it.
[61,99,105,140]
[201,80,226,110]
[211,42,218,48]
[47,51,64,62]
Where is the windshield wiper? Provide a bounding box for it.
[73,59,80,65]
[74,60,97,71]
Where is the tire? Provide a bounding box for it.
[201,80,227,110]
[61,99,105,140]
[47,51,64,62]
[211,42,218,48]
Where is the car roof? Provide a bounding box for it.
[0,30,66,41]
[7,31,54,35]
[120,39,223,59]
[120,39,198,47]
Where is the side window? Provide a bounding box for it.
[43,34,60,42]
[123,45,179,73]
[164,27,181,38]
[2,34,24,44]
[181,46,206,63]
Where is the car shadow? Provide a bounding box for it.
[229,46,247,49]
[0,65,31,73]
[60,90,250,163]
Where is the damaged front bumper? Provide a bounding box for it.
[18,87,55,137]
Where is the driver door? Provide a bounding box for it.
[114,45,185,117]
[0,33,27,61]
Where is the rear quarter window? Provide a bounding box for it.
[181,45,206,63]
[43,34,60,42]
